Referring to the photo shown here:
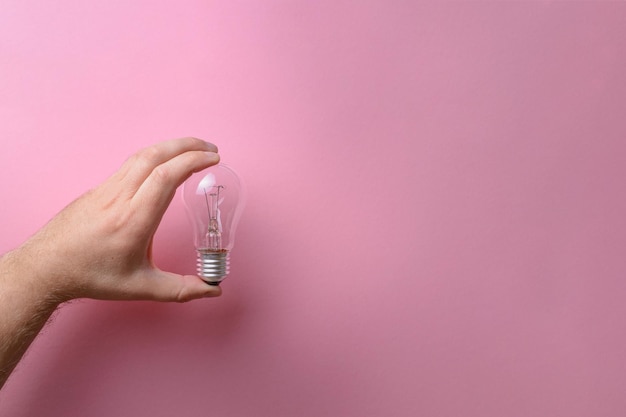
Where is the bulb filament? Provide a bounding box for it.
[204,185,224,251]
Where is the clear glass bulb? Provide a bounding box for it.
[181,163,246,285]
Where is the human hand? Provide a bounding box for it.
[13,137,222,303]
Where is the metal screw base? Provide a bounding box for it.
[197,250,230,285]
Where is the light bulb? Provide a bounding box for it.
[181,163,246,285]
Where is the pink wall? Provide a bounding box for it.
[1,1,626,416]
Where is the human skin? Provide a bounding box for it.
[0,137,222,389]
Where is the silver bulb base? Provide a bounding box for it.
[197,250,230,285]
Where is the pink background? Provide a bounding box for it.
[1,1,626,416]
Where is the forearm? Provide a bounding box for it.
[0,248,62,389]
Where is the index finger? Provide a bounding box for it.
[130,150,220,232]
[116,137,218,191]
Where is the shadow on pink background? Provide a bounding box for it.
[1,1,626,416]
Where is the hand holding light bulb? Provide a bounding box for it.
[1,137,224,303]
[1,137,228,389]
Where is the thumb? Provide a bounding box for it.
[134,269,222,302]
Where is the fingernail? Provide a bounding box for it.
[204,141,218,153]
[205,152,220,162]
[205,292,221,298]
